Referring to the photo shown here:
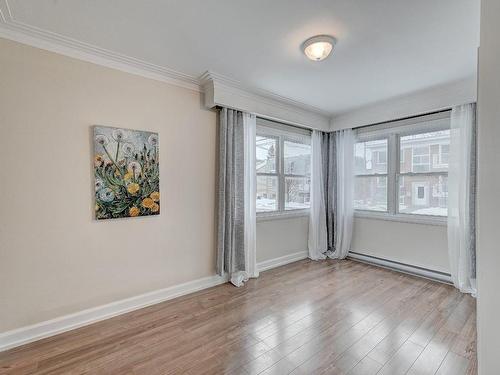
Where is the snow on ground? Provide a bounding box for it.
[257,198,309,212]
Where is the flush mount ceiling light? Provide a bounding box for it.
[302,35,337,61]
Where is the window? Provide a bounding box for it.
[256,119,311,216]
[399,130,450,216]
[354,139,388,211]
[256,135,278,212]
[354,111,450,223]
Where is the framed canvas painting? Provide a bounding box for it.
[93,125,160,219]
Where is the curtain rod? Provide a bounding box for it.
[353,108,452,131]
[215,105,313,133]
[256,115,313,133]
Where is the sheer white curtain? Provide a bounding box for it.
[308,130,328,260]
[332,129,355,259]
[448,103,476,295]
[242,112,259,282]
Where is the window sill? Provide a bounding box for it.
[354,210,447,226]
[257,210,309,222]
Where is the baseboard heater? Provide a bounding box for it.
[347,251,452,284]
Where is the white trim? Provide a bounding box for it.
[0,274,228,352]
[0,250,310,353]
[201,71,331,131]
[348,251,452,284]
[257,210,309,222]
[201,71,330,117]
[257,251,308,272]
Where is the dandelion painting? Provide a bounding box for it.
[93,126,160,219]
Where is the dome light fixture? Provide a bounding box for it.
[302,35,337,62]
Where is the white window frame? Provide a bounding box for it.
[256,118,312,221]
[354,111,450,226]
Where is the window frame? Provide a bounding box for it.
[256,119,311,221]
[354,111,450,226]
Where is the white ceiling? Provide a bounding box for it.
[5,0,480,115]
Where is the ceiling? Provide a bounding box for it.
[3,0,480,115]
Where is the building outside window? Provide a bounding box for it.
[354,138,388,211]
[398,130,449,216]
[354,111,450,222]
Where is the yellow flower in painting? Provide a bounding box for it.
[150,191,160,202]
[124,171,133,181]
[141,197,155,209]
[95,203,99,211]
[150,203,159,213]
[94,154,104,167]
[129,206,140,217]
[127,183,140,195]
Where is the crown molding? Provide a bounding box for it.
[0,0,332,127]
[0,0,201,92]
[200,71,331,131]
[200,71,330,117]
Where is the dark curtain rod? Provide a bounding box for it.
[353,108,451,131]
[217,105,452,133]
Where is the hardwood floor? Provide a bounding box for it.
[0,259,476,375]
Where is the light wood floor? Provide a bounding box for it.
[0,260,476,375]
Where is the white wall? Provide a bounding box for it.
[351,218,449,273]
[256,216,309,263]
[476,0,500,373]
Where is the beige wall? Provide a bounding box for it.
[0,38,219,332]
[477,0,500,372]
[351,218,449,273]
[0,38,311,334]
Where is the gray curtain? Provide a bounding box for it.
[469,111,477,279]
[216,108,246,277]
[321,132,337,253]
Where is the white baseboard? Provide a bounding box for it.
[0,274,228,352]
[257,250,308,272]
[0,251,309,352]
[348,251,452,284]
